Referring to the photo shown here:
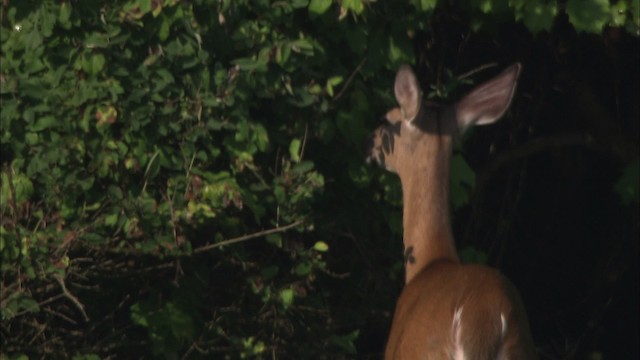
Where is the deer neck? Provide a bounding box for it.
[400,131,458,284]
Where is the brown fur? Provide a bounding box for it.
[365,64,537,359]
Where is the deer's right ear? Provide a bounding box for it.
[394,65,421,121]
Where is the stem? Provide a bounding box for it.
[192,220,303,254]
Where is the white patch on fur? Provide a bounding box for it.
[496,313,508,360]
[451,306,466,360]
[500,312,508,340]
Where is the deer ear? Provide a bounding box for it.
[455,63,522,133]
[394,65,421,121]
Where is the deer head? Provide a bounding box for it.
[365,63,522,284]
[365,63,522,176]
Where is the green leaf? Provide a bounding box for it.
[326,76,343,97]
[30,116,57,131]
[84,32,110,48]
[342,0,364,14]
[83,53,106,75]
[130,303,149,327]
[279,288,294,308]
[387,35,413,67]
[139,0,152,14]
[292,0,310,8]
[25,133,38,145]
[289,39,314,56]
[274,185,286,204]
[610,1,628,27]
[309,0,333,15]
[276,43,292,65]
[4,173,34,205]
[232,57,268,71]
[25,29,43,51]
[158,16,171,41]
[293,160,314,174]
[105,213,119,226]
[329,330,360,354]
[59,3,72,28]
[518,0,557,34]
[266,234,283,248]
[289,139,301,162]
[17,297,40,313]
[566,0,610,33]
[412,0,437,12]
[253,123,269,152]
[313,241,329,252]
[294,262,312,276]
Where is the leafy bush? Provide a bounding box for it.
[1,0,637,359]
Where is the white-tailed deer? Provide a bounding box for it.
[365,63,536,359]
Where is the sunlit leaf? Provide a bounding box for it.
[342,0,364,14]
[279,288,294,308]
[289,139,301,162]
[313,241,329,252]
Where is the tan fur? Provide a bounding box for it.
[365,64,536,359]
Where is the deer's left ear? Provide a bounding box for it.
[394,65,422,121]
[455,63,522,133]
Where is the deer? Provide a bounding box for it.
[364,63,537,359]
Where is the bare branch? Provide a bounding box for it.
[457,63,498,81]
[332,57,367,103]
[192,220,304,254]
[54,274,90,322]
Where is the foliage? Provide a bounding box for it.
[1,0,637,359]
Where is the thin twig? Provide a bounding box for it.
[192,220,303,254]
[299,122,309,162]
[142,150,160,194]
[54,274,89,321]
[162,190,179,246]
[36,293,65,308]
[183,151,197,199]
[457,62,498,81]
[332,57,367,103]
[319,267,351,279]
[43,307,79,325]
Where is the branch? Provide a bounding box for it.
[332,57,367,103]
[54,274,89,322]
[192,220,304,254]
[457,62,498,81]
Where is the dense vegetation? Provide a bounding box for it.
[1,0,638,359]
